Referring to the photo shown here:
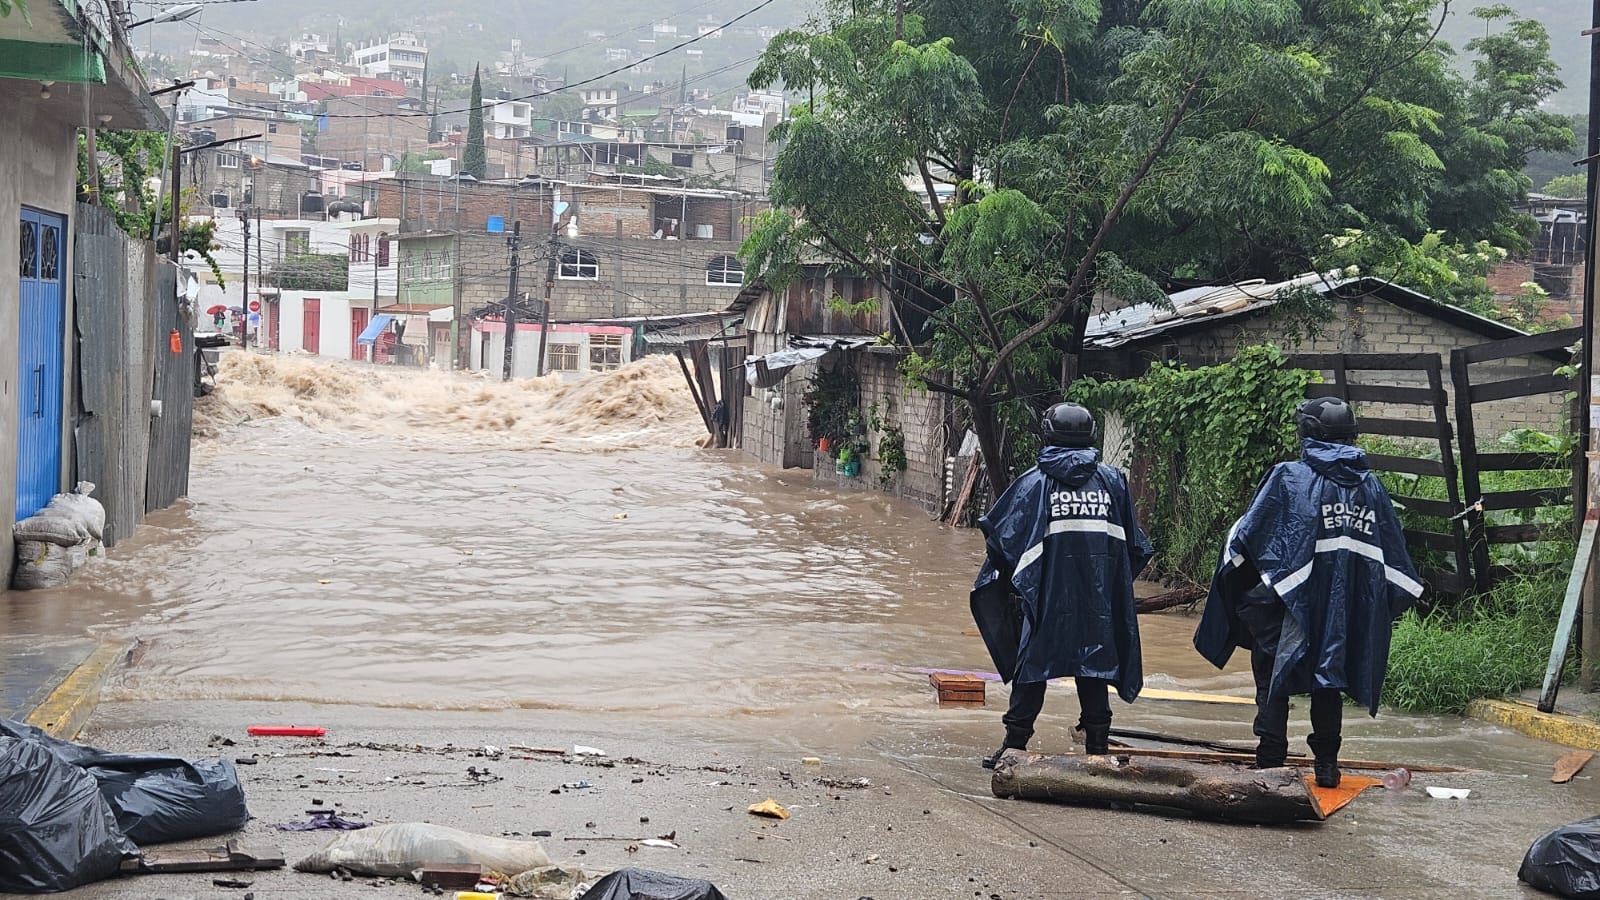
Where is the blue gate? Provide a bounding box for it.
[16,207,65,520]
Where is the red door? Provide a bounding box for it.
[351,307,370,362]
[266,300,280,350]
[303,298,321,355]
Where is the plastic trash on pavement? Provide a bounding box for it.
[0,735,139,893]
[581,868,728,900]
[1520,816,1600,899]
[0,718,249,845]
[295,823,552,878]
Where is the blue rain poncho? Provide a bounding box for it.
[1194,440,1423,714]
[970,447,1153,702]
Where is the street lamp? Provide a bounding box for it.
[128,4,202,28]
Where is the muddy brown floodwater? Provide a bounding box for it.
[0,354,1564,774]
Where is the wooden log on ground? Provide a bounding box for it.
[1135,584,1206,614]
[991,751,1324,824]
[1104,745,1466,774]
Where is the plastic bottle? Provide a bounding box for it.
[1381,767,1411,791]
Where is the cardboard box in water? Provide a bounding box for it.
[929,673,986,707]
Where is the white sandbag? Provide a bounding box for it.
[11,541,73,590]
[13,509,90,547]
[295,823,552,878]
[45,483,105,541]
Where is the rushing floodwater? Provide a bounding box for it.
[0,354,1559,774]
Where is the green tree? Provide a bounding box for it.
[743,0,1577,495]
[463,64,487,180]
[1542,174,1588,199]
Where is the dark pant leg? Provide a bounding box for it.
[1074,677,1112,727]
[1307,688,1343,761]
[1001,680,1048,749]
[1251,645,1290,766]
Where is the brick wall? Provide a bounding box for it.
[377,177,555,234]
[1487,261,1536,299]
[548,235,749,320]
[1112,296,1572,444]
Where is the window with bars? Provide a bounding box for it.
[350,233,369,263]
[549,342,580,371]
[706,254,742,286]
[589,334,624,372]
[559,248,598,280]
[285,230,311,254]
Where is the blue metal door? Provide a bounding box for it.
[16,208,65,520]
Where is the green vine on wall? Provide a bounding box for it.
[1069,344,1314,584]
[868,399,908,489]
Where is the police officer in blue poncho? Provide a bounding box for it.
[1194,397,1422,788]
[971,403,1154,769]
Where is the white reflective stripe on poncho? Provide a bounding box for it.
[1259,534,1424,598]
[1013,518,1129,578]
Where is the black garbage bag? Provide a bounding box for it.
[0,735,139,893]
[1521,816,1600,898]
[582,868,729,900]
[0,718,249,845]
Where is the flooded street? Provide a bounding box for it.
[6,356,1599,897]
[0,354,1571,771]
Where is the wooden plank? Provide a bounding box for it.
[1391,496,1457,518]
[1540,518,1598,712]
[1104,746,1466,774]
[1480,487,1573,511]
[1421,568,1474,594]
[1450,347,1492,594]
[1456,327,1583,365]
[1409,529,1465,551]
[1365,454,1447,477]
[1359,416,1449,440]
[1286,352,1441,371]
[1341,383,1440,405]
[126,840,286,874]
[1468,373,1571,404]
[674,349,714,435]
[1553,750,1595,783]
[1486,523,1567,544]
[1473,452,1567,472]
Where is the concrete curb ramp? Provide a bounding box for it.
[1466,698,1600,751]
[21,641,130,740]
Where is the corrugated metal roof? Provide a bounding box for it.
[1084,272,1529,349]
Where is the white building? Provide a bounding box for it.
[352,33,429,86]
[485,98,533,140]
[469,322,635,382]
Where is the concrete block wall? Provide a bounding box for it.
[1158,297,1572,444]
[550,236,749,320]
[810,352,947,515]
[741,352,813,470]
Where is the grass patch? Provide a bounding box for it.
[1384,567,1572,714]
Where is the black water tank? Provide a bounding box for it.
[211,191,230,208]
[300,190,325,214]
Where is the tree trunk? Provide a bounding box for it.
[970,396,1009,505]
[991,751,1325,825]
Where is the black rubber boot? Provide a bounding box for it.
[1308,729,1342,788]
[1082,723,1111,756]
[1252,747,1287,770]
[981,744,1023,770]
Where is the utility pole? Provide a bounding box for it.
[895,0,904,39]
[1580,0,1600,690]
[238,209,251,349]
[535,233,557,377]
[501,220,522,381]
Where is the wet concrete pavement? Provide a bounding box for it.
[58,696,1600,899]
[7,357,1600,898]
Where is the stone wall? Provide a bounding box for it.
[740,329,813,470]
[1097,296,1572,445]
[549,235,749,320]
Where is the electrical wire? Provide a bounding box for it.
[186,0,781,120]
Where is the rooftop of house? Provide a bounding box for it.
[1084,272,1533,350]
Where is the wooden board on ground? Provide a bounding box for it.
[124,840,286,874]
[1553,750,1595,784]
[1139,688,1253,706]
[1105,745,1465,774]
[930,672,986,707]
[992,750,1325,824]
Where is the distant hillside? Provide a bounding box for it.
[145,0,818,100]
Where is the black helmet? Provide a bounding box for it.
[1296,396,1358,443]
[1041,402,1097,448]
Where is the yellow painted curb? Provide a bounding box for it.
[1465,698,1600,751]
[22,642,130,741]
